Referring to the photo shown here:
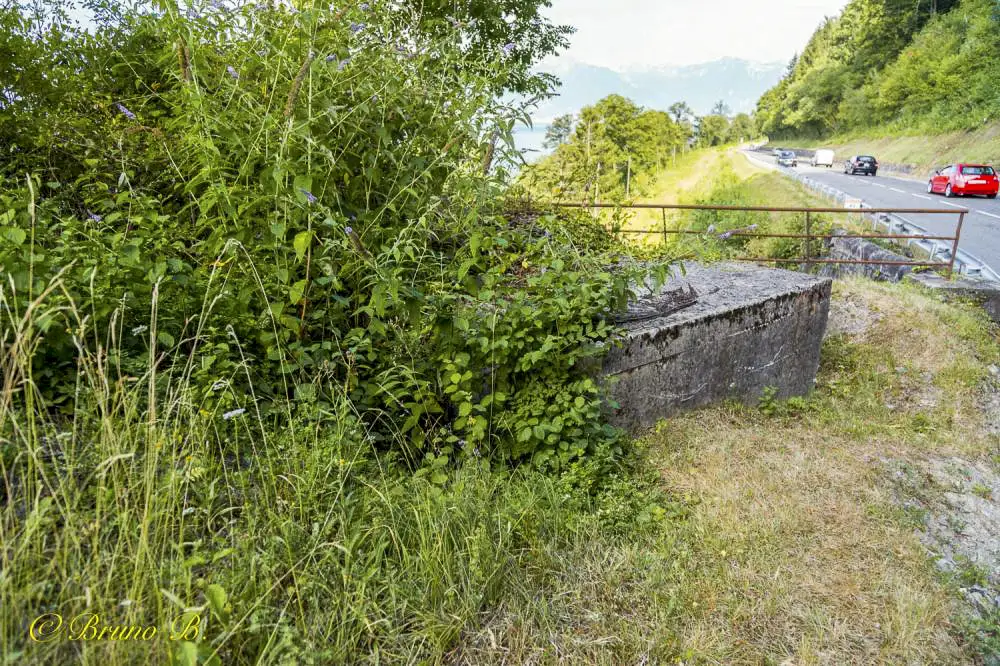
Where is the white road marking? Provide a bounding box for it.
[937,201,967,209]
[911,194,932,200]
[890,187,906,193]
[874,183,887,188]
[980,211,1000,220]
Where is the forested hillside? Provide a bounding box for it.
[519,95,754,202]
[756,0,1000,138]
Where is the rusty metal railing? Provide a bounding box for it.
[549,202,968,278]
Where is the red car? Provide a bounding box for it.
[927,163,999,198]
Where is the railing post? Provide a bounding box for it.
[948,211,965,279]
[661,207,667,245]
[804,211,812,271]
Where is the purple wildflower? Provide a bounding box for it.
[501,42,515,56]
[226,65,239,80]
[359,2,370,9]
[116,103,136,120]
[448,17,461,28]
[747,224,758,231]
[209,0,225,8]
[325,53,338,62]
[88,211,102,222]
[718,231,733,240]
[338,57,351,70]
[222,408,246,420]
[300,189,318,204]
[706,224,715,234]
[371,94,379,102]
[344,226,354,235]
[350,22,365,33]
[186,7,200,18]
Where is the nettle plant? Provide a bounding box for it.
[0,0,656,470]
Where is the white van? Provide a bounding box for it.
[811,149,835,167]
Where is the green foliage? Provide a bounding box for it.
[519,95,690,201]
[757,0,996,138]
[0,0,655,470]
[403,0,574,96]
[663,160,832,262]
[696,114,730,147]
[543,113,574,149]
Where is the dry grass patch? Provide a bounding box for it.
[642,277,999,665]
[653,416,965,665]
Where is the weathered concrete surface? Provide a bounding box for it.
[604,262,831,430]
[906,272,1000,323]
[819,229,915,282]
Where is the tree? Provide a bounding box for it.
[727,113,755,143]
[406,0,575,95]
[785,53,799,77]
[697,114,730,147]
[520,95,686,201]
[543,114,574,149]
[668,101,694,124]
[711,100,731,117]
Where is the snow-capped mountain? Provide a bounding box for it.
[528,57,785,124]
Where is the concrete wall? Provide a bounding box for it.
[603,262,831,430]
[907,273,1000,323]
[818,230,915,282]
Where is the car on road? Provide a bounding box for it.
[927,164,999,199]
[844,155,878,176]
[810,149,835,167]
[777,150,798,167]
[772,148,783,157]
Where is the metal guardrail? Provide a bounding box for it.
[549,202,968,278]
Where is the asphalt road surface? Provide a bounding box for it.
[745,150,1000,276]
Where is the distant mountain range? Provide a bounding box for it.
[515,57,785,159]
[531,57,786,123]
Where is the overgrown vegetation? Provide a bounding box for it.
[757,0,1000,138]
[0,0,658,469]
[0,0,686,662]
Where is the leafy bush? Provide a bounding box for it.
[0,0,655,469]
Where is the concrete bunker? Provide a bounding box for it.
[603,262,832,430]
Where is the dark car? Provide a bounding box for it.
[927,164,999,198]
[844,155,878,176]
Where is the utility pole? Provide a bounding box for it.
[626,154,631,197]
[593,162,602,217]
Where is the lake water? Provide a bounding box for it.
[513,124,550,163]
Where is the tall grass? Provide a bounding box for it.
[0,270,586,664]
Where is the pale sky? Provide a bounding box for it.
[541,0,851,70]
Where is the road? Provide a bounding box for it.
[745,149,1000,277]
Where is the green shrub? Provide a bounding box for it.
[0,0,656,469]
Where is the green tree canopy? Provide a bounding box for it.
[755,0,986,138]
